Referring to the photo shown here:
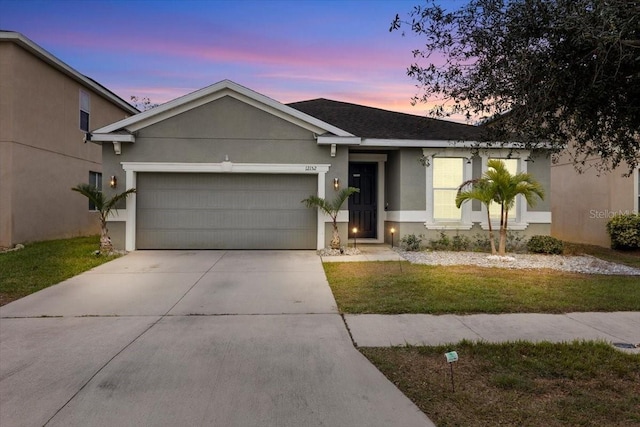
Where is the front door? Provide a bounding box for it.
[348,162,377,239]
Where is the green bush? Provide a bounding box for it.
[400,234,423,251]
[527,235,564,254]
[451,234,471,251]
[429,232,450,250]
[607,214,640,250]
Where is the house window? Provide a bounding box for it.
[433,157,464,221]
[489,158,519,221]
[80,90,90,132]
[88,171,102,211]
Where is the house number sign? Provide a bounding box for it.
[305,166,317,171]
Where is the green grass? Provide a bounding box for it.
[324,262,640,314]
[361,341,640,427]
[0,236,121,306]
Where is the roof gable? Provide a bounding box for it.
[93,80,353,137]
[288,98,483,141]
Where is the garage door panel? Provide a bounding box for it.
[136,173,317,249]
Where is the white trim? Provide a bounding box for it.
[118,162,330,251]
[423,149,473,230]
[90,133,135,143]
[317,136,362,145]
[0,32,137,115]
[121,162,330,174]
[93,80,352,137]
[363,139,483,148]
[385,211,428,222]
[125,169,136,252]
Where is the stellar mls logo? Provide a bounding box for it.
[589,209,638,219]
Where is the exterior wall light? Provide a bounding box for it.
[352,227,358,249]
[110,175,117,188]
[390,227,395,248]
[333,178,340,190]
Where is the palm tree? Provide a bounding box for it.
[456,178,498,255]
[484,159,545,255]
[302,187,359,249]
[72,184,136,254]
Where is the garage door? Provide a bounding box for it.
[136,173,317,249]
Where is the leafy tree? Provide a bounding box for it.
[456,178,498,255]
[302,187,359,249]
[72,184,136,254]
[130,95,159,111]
[391,0,640,174]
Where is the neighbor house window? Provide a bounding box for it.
[489,158,519,221]
[80,90,90,132]
[433,157,464,221]
[88,171,102,211]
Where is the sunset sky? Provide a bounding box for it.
[2,0,464,119]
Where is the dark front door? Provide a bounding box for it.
[348,162,377,238]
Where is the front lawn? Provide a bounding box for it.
[0,236,121,306]
[361,341,640,427]
[324,262,640,314]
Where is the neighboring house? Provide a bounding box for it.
[0,31,138,248]
[91,80,551,251]
[551,157,639,247]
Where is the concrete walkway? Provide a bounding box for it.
[325,245,640,354]
[1,250,433,427]
[345,312,640,353]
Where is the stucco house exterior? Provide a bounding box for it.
[91,80,551,251]
[551,158,639,247]
[0,31,138,248]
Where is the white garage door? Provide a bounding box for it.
[136,173,317,249]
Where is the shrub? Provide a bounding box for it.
[400,234,423,251]
[451,233,471,251]
[506,232,527,252]
[527,235,564,254]
[429,232,450,250]
[607,214,640,250]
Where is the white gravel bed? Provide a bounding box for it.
[397,250,640,275]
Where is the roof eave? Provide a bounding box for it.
[0,31,138,115]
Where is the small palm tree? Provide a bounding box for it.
[302,187,359,249]
[72,184,136,254]
[456,178,498,255]
[485,159,545,255]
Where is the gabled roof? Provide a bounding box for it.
[92,80,353,139]
[0,31,138,115]
[288,98,483,141]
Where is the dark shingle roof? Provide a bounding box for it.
[287,98,483,140]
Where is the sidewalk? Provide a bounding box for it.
[321,245,640,354]
[344,312,640,353]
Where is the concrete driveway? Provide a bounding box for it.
[0,251,433,427]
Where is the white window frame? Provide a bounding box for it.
[424,148,473,230]
[476,151,529,230]
[80,90,90,132]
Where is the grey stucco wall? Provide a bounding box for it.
[384,149,426,212]
[527,153,551,212]
[384,221,551,249]
[103,95,349,250]
[103,95,348,205]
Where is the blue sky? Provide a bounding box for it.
[2,0,462,117]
